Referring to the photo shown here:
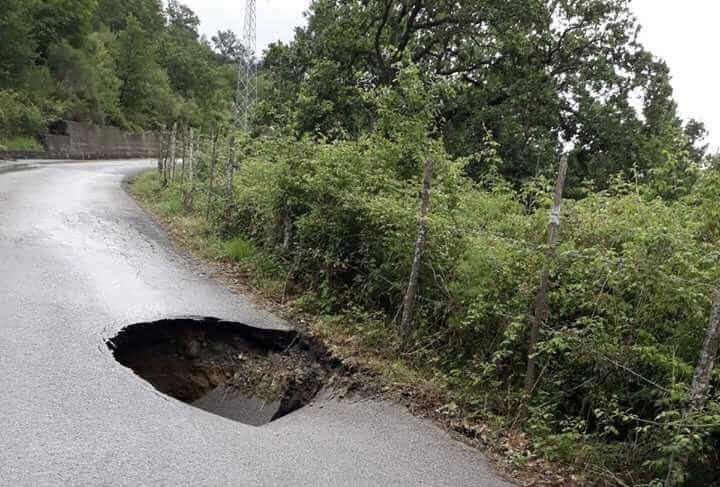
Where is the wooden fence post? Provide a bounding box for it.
[157,124,166,180]
[159,129,166,186]
[523,155,569,406]
[226,133,236,197]
[400,157,434,346]
[206,129,219,220]
[183,127,195,209]
[690,286,720,409]
[168,122,177,182]
[180,125,188,183]
[665,286,720,485]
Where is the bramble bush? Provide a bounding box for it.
[0,89,45,142]
[151,69,720,485]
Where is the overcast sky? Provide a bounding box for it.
[182,0,719,151]
[633,0,720,150]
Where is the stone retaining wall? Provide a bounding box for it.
[0,121,161,160]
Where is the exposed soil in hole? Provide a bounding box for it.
[107,317,335,426]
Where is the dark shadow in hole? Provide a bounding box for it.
[107,317,326,426]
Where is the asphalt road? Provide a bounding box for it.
[0,159,514,487]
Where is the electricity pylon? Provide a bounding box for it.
[234,0,257,133]
[226,0,257,196]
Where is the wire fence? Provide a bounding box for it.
[154,124,720,414]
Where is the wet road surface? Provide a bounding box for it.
[0,159,514,487]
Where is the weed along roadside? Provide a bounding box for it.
[129,129,720,487]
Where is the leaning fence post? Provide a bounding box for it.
[523,154,569,408]
[206,129,219,220]
[183,128,195,209]
[168,122,178,182]
[400,157,434,347]
[225,133,236,197]
[689,286,720,409]
[157,124,166,179]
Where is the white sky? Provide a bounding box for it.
[633,0,720,150]
[180,0,719,151]
[181,0,311,52]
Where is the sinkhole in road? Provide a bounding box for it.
[107,317,329,426]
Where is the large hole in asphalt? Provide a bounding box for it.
[107,317,329,426]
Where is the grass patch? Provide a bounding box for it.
[0,136,43,151]
[128,170,287,297]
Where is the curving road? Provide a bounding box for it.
[0,159,514,487]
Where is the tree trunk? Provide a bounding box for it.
[524,155,569,404]
[183,128,195,210]
[206,130,219,220]
[400,157,434,344]
[689,286,720,410]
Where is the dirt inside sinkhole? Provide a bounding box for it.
[107,317,334,426]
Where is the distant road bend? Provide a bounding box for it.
[0,159,514,487]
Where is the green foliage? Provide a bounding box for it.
[47,36,123,125]
[258,0,711,192]
[94,0,164,32]
[31,0,99,56]
[0,0,36,87]
[1,0,235,136]
[0,90,45,139]
[148,63,720,483]
[5,0,719,484]
[114,15,179,128]
[0,136,43,151]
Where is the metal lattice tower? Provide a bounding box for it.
[234,0,257,133]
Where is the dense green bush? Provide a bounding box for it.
[136,54,720,482]
[176,89,712,484]
[0,89,45,140]
[220,136,720,483]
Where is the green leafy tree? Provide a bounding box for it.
[166,0,200,39]
[47,33,123,125]
[0,0,36,87]
[262,0,707,191]
[31,0,99,57]
[211,30,248,65]
[114,15,178,128]
[95,0,164,32]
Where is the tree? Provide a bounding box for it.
[264,0,706,191]
[95,0,165,32]
[31,0,99,57]
[114,15,178,127]
[166,0,200,39]
[0,0,36,87]
[47,33,123,125]
[211,30,247,65]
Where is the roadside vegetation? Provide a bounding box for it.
[132,64,720,486]
[1,0,240,143]
[4,0,720,485]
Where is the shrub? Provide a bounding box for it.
[0,89,45,139]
